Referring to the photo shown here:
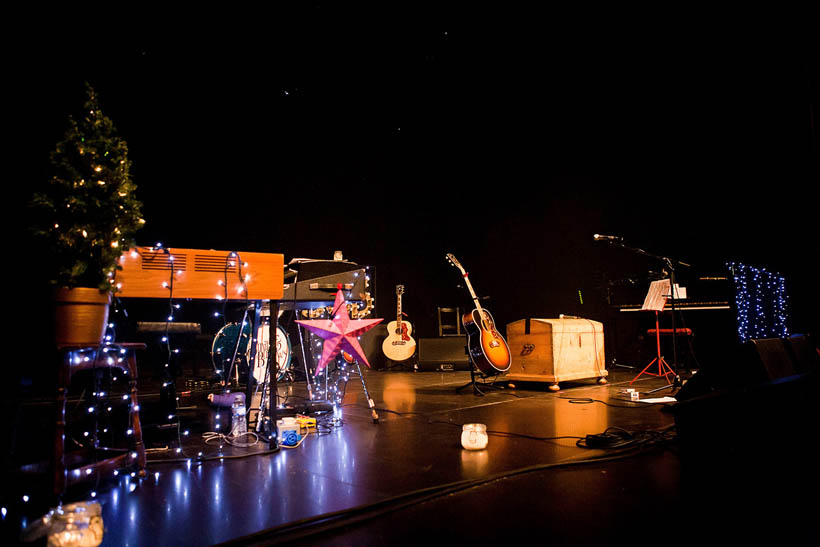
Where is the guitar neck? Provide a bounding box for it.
[446,254,485,315]
[396,293,403,326]
[462,274,483,313]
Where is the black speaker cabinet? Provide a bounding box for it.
[784,334,819,374]
[744,337,797,382]
[675,369,716,401]
[417,337,470,371]
[364,324,389,370]
[677,335,812,402]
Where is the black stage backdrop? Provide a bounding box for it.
[9,6,816,376]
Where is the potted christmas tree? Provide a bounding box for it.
[30,83,145,347]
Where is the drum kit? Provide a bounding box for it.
[208,308,356,425]
[208,285,380,429]
[210,313,296,434]
[210,318,293,384]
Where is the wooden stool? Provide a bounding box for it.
[55,343,147,497]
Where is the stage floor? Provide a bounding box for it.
[3,364,815,546]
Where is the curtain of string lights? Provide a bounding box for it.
[728,262,789,342]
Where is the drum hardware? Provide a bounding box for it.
[296,316,315,401]
[294,306,337,405]
[211,317,252,385]
[211,309,294,386]
[250,319,294,434]
[248,287,377,430]
[232,307,252,385]
[251,301,283,449]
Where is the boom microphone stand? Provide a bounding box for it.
[593,235,691,392]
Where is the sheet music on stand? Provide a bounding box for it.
[641,279,687,311]
[642,279,670,312]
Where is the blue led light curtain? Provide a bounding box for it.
[727,262,789,342]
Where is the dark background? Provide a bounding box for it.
[8,5,817,371]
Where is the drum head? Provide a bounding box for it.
[212,322,252,376]
[274,325,292,374]
[253,324,293,383]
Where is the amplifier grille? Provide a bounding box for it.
[195,254,239,273]
[140,251,187,271]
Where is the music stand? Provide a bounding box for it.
[630,279,677,386]
[594,237,687,392]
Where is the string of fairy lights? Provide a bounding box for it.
[297,268,376,423]
[151,245,257,455]
[57,344,142,501]
[6,252,370,517]
[303,319,357,419]
[728,262,789,342]
[59,247,256,496]
[9,87,363,520]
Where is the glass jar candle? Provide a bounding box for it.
[48,502,104,547]
[461,423,488,450]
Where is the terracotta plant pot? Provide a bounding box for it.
[52,287,112,348]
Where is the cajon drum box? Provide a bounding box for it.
[506,318,607,391]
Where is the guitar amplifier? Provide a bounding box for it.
[417,337,470,371]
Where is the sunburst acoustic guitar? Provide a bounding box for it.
[446,253,511,376]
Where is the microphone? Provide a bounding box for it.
[593,234,623,242]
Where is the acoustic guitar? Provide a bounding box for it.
[446,253,511,375]
[382,285,417,362]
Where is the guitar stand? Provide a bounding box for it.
[456,359,504,396]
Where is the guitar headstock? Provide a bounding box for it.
[446,253,465,274]
[396,284,405,295]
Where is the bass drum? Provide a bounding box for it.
[253,320,292,384]
[211,321,252,377]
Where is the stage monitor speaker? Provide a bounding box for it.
[417,336,470,371]
[675,369,717,401]
[365,324,389,370]
[677,336,810,401]
[744,337,797,383]
[784,334,819,374]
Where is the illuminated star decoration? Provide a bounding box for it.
[296,290,383,373]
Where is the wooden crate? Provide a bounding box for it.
[505,318,607,391]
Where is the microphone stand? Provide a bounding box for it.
[645,257,683,394]
[598,237,690,393]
